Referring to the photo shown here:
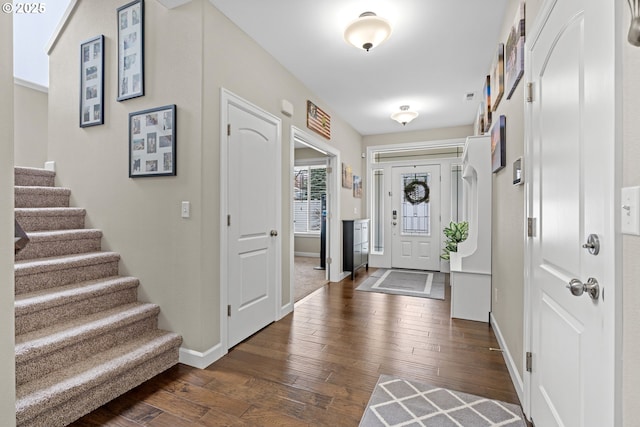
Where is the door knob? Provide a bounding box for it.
[566,277,600,300]
[582,234,600,255]
[270,230,278,237]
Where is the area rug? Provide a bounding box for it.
[356,269,445,300]
[360,375,526,427]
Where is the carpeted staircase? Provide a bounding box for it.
[13,166,182,427]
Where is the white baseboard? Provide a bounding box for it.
[294,252,320,258]
[44,161,56,172]
[490,312,524,404]
[179,343,226,369]
[279,301,293,319]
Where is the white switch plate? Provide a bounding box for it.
[621,186,640,235]
[181,201,190,218]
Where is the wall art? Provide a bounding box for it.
[491,43,505,111]
[307,100,331,139]
[129,104,176,177]
[80,35,104,127]
[505,1,525,99]
[117,0,144,101]
[491,115,506,173]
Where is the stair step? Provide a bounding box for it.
[15,276,140,336]
[15,252,121,295]
[15,207,86,232]
[16,302,161,386]
[15,167,55,187]
[15,229,103,261]
[16,329,182,427]
[15,186,71,208]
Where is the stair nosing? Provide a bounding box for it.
[16,302,161,362]
[14,251,121,275]
[23,229,103,241]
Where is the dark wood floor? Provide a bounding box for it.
[70,268,522,426]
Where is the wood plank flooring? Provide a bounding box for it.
[69,269,523,426]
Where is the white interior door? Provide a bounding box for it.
[226,100,280,348]
[391,165,441,270]
[528,0,616,425]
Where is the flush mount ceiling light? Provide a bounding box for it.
[344,11,392,52]
[390,105,419,126]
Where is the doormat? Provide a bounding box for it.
[360,375,526,427]
[356,269,445,300]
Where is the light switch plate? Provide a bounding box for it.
[621,186,640,235]
[181,201,190,218]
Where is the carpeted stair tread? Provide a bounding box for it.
[15,167,55,187]
[15,207,86,231]
[15,229,103,261]
[15,276,139,317]
[16,302,160,363]
[15,186,71,208]
[16,329,182,425]
[15,251,120,277]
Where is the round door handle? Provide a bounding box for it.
[270,230,278,237]
[392,221,397,226]
[567,279,584,296]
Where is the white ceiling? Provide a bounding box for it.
[209,0,509,136]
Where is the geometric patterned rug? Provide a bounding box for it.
[360,375,526,426]
[356,269,445,300]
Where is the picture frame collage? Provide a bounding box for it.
[129,105,176,177]
[79,35,104,127]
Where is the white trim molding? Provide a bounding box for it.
[46,0,79,55]
[490,312,524,405]
[14,77,48,93]
[179,343,225,369]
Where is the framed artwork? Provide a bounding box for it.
[491,115,506,173]
[474,102,484,136]
[353,175,362,198]
[482,75,492,132]
[307,100,331,139]
[491,43,505,112]
[79,35,104,127]
[342,163,353,189]
[505,1,525,99]
[117,0,144,101]
[129,105,176,177]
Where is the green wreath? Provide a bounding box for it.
[404,180,430,205]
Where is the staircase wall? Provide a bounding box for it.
[14,83,48,169]
[1,10,17,426]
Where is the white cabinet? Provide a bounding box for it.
[450,136,492,322]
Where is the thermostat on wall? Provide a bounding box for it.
[513,157,523,186]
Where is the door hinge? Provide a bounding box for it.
[227,304,231,317]
[526,82,534,103]
[527,217,536,237]
[227,214,231,226]
[227,124,231,136]
[526,351,533,372]
[326,257,332,264]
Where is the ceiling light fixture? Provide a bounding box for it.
[390,105,419,126]
[344,11,392,52]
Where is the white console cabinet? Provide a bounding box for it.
[450,136,492,322]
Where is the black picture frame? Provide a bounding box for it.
[117,0,144,101]
[491,115,506,173]
[79,35,104,127]
[129,105,176,177]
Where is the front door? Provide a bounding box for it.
[391,165,441,270]
[528,0,617,425]
[226,96,280,348]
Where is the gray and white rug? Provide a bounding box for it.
[356,269,445,300]
[360,375,526,427]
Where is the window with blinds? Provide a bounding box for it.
[294,165,326,233]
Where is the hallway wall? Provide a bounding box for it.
[46,0,363,357]
[14,82,48,168]
[0,11,17,427]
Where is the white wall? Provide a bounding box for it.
[47,0,363,357]
[622,4,640,425]
[1,10,17,427]
[14,82,48,167]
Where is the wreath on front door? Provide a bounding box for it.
[404,179,430,205]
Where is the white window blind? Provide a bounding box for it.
[294,165,326,233]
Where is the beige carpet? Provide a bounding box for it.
[294,256,328,302]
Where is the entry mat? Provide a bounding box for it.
[360,375,526,427]
[355,269,445,300]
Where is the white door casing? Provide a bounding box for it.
[391,165,441,271]
[221,89,281,349]
[525,0,618,425]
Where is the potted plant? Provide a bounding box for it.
[440,221,469,260]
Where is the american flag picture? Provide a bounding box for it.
[306,100,331,139]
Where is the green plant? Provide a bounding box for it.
[440,221,469,260]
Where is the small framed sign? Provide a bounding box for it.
[129,105,176,177]
[79,35,104,127]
